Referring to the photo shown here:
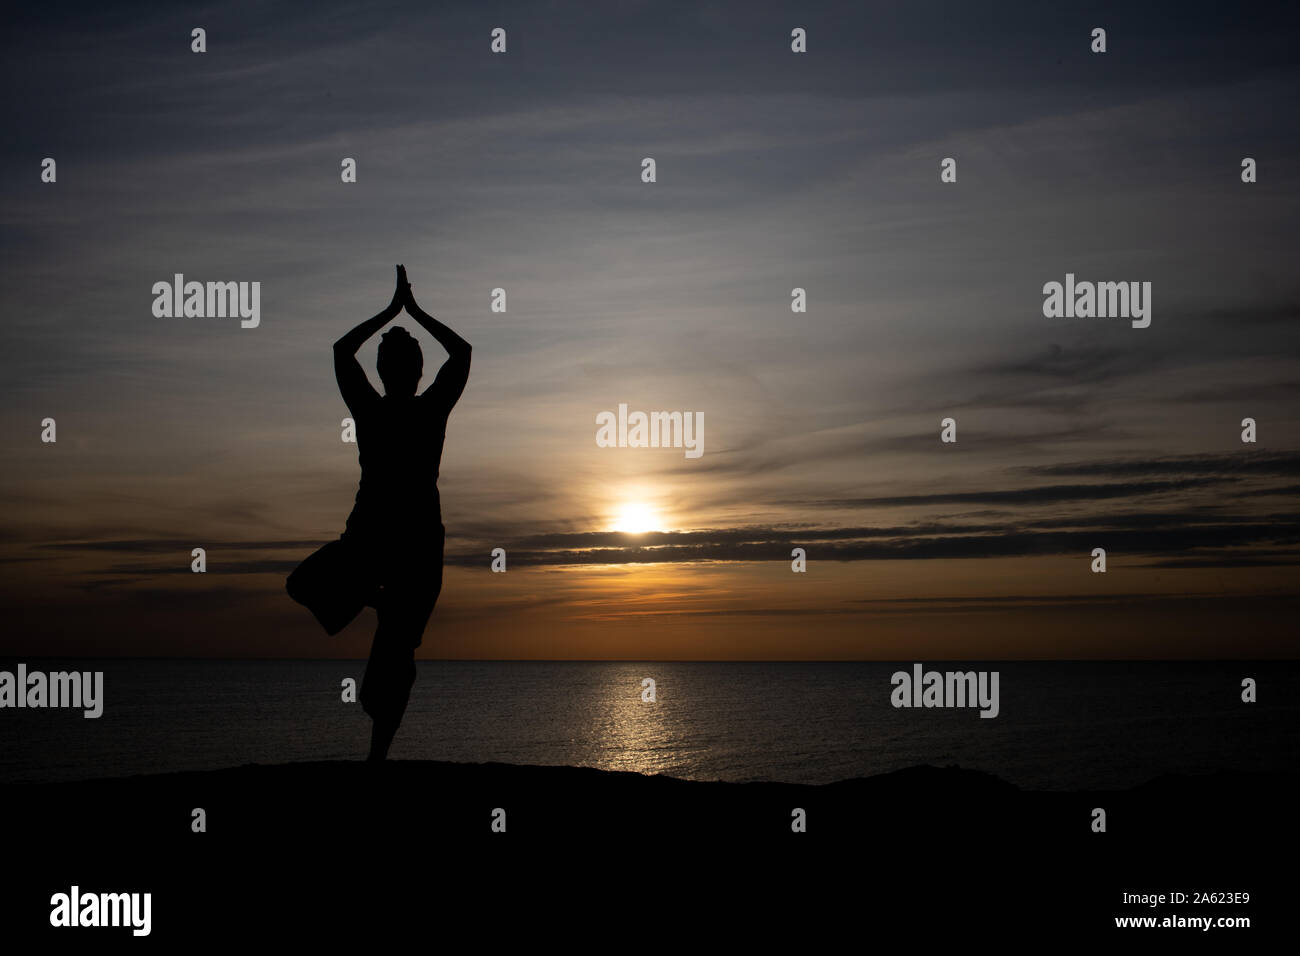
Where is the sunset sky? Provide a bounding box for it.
[2,1,1297,659]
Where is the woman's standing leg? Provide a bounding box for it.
[360,618,419,762]
[359,539,443,761]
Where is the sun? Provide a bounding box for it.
[613,502,658,534]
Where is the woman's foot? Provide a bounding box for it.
[368,718,399,761]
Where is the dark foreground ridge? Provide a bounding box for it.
[6,759,1292,843]
[3,762,1290,941]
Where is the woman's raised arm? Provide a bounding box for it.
[402,279,471,409]
[334,265,408,412]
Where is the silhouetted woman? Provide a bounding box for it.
[287,265,470,761]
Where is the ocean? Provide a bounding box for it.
[2,659,1295,788]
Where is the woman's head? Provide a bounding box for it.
[376,326,423,396]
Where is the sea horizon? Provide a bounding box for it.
[4,659,1294,791]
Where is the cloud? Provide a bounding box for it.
[37,538,322,553]
[440,512,1300,567]
[811,477,1231,508]
[1024,452,1300,479]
